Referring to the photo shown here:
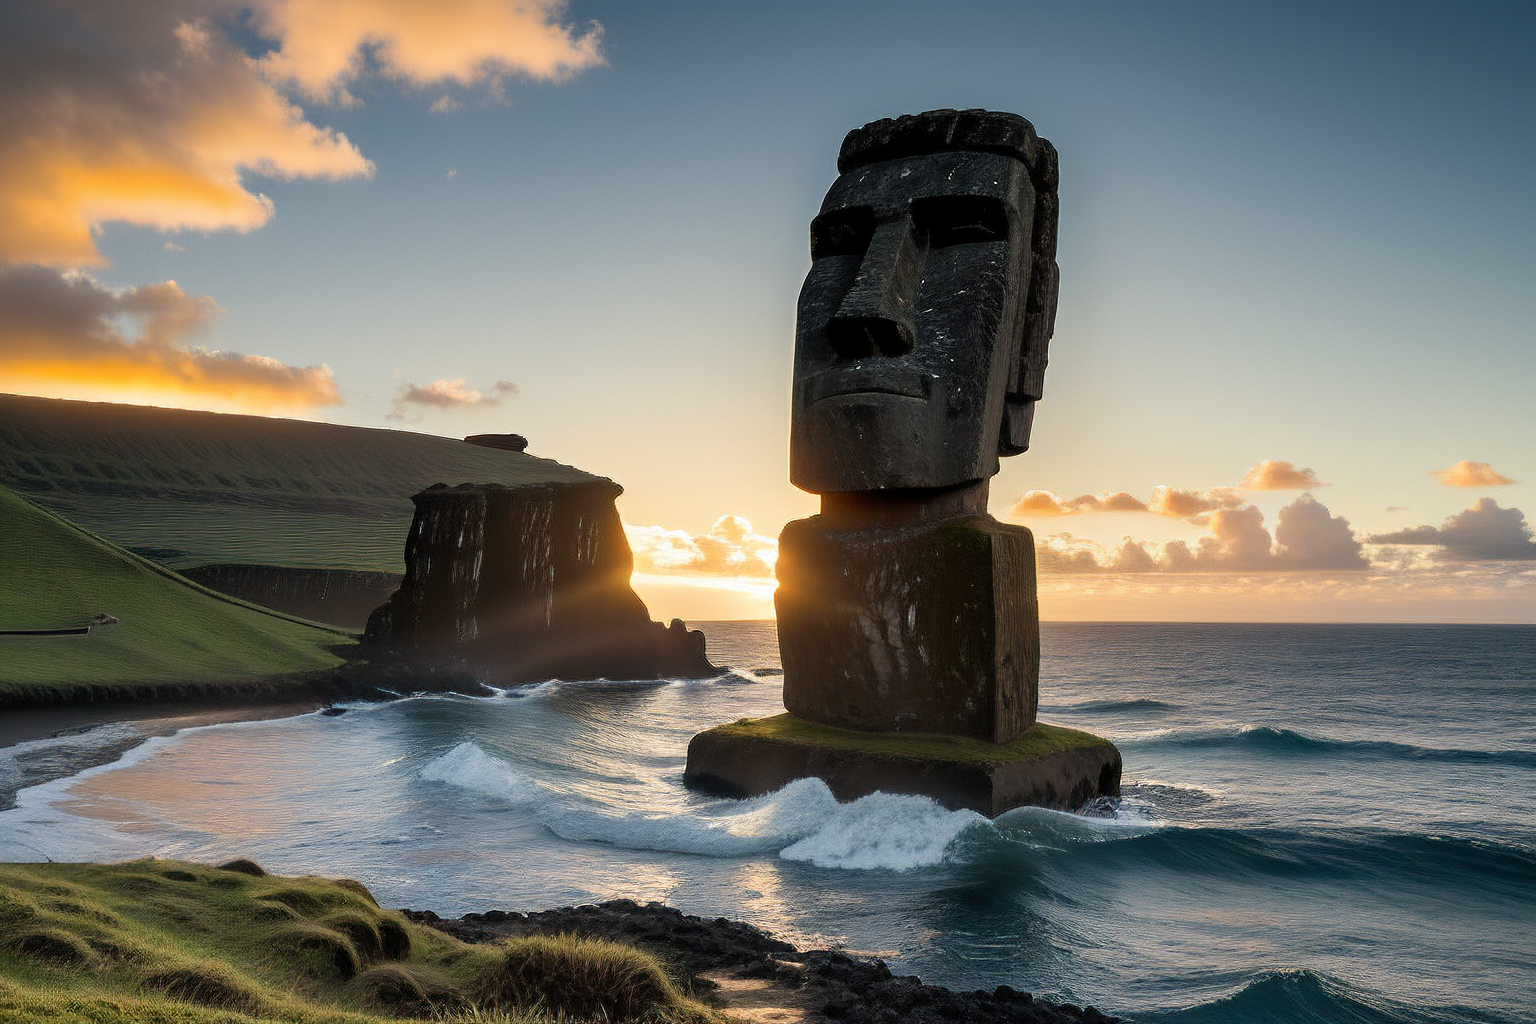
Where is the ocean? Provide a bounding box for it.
[2,622,1533,1023]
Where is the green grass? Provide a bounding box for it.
[0,484,352,700]
[0,394,601,572]
[0,860,714,1024]
[710,713,1113,763]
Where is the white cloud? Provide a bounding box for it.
[625,516,778,579]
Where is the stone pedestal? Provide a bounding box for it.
[775,513,1038,743]
[685,714,1121,816]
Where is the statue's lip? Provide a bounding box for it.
[807,366,932,403]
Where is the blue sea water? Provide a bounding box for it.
[2,622,1532,1023]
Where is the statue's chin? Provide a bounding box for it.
[791,394,992,493]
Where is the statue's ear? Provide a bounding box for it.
[1000,141,1060,459]
[999,396,1036,455]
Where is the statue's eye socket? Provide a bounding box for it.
[810,207,875,260]
[912,195,1008,248]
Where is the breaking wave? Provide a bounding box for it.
[419,742,989,870]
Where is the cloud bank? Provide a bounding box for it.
[1370,499,1536,561]
[1012,485,1243,519]
[1036,494,1370,574]
[626,516,778,579]
[1433,460,1515,487]
[0,265,339,414]
[1011,490,1147,516]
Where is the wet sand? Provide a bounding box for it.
[0,697,329,749]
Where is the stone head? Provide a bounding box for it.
[789,109,1060,494]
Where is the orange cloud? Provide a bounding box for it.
[250,0,606,104]
[1010,490,1147,516]
[1037,495,1369,574]
[387,378,517,419]
[1,0,602,414]
[1240,459,1326,490]
[0,4,372,268]
[1146,484,1245,519]
[1433,460,1515,487]
[625,516,779,579]
[1,1,606,267]
[0,265,339,415]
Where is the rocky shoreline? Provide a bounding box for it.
[404,900,1118,1024]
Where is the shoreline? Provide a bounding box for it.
[407,899,1118,1024]
[0,694,332,749]
[0,695,347,813]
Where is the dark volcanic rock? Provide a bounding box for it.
[684,721,1122,815]
[777,511,1039,743]
[790,109,1060,493]
[363,482,717,683]
[181,565,402,629]
[403,900,1116,1023]
[464,433,529,453]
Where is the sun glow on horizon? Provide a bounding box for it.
[0,376,338,419]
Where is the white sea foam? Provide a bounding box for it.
[418,744,986,871]
[419,742,546,807]
[0,722,143,801]
[778,790,989,870]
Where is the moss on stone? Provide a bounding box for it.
[709,713,1112,765]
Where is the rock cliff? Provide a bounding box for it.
[364,482,717,682]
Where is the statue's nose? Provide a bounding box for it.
[828,218,919,358]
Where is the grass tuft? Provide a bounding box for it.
[9,928,98,968]
[0,860,714,1023]
[475,934,710,1023]
[353,963,460,1016]
[140,964,263,1013]
[323,911,384,963]
[215,859,267,878]
[272,922,360,981]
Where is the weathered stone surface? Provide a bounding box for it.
[463,433,528,453]
[776,513,1039,743]
[684,715,1121,816]
[686,110,1119,816]
[181,565,401,629]
[364,483,716,682]
[790,109,1061,493]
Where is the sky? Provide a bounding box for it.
[1,0,1533,622]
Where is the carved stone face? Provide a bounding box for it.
[790,149,1036,494]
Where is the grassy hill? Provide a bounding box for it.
[0,484,351,703]
[0,859,709,1023]
[0,394,603,574]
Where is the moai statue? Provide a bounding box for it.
[775,109,1060,744]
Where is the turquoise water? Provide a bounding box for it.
[2,622,1532,1022]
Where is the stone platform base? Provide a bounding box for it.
[683,714,1121,817]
